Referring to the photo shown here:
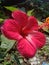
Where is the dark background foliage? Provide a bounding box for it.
[0,0,49,21]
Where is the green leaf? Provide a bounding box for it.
[0,64,3,65]
[0,35,16,54]
[12,53,21,65]
[3,61,11,65]
[27,9,34,16]
[0,35,16,61]
[4,6,19,12]
[43,28,49,33]
[0,18,4,23]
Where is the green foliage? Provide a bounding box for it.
[31,0,49,20]
[0,35,15,58]
[5,6,18,12]
[0,35,22,65]
[0,18,4,24]
[1,35,15,52]
[27,9,34,16]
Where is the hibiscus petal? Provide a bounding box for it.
[29,31,46,49]
[17,38,37,58]
[1,19,23,41]
[12,10,28,28]
[23,16,38,34]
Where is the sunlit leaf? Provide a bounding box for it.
[5,6,19,12]
[0,18,4,23]
[27,9,34,16]
[43,28,49,33]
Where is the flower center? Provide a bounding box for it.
[20,28,28,37]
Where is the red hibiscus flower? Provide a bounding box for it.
[1,10,46,58]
